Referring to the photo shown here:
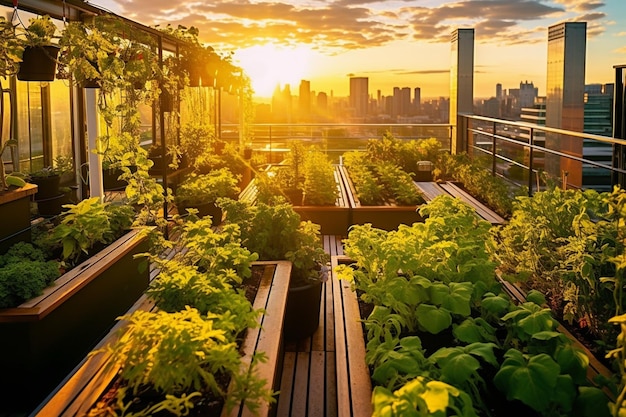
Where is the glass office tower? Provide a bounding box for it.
[545,22,586,187]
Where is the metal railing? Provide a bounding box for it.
[220,123,453,164]
[458,114,626,195]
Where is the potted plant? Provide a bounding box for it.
[28,166,61,199]
[219,197,329,340]
[17,15,59,82]
[175,168,240,223]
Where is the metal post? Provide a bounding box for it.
[613,65,626,187]
[85,88,103,200]
[528,127,534,196]
[492,121,497,176]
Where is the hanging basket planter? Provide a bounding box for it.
[17,45,60,82]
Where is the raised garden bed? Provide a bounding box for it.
[338,165,424,230]
[239,165,351,235]
[32,261,292,417]
[0,228,150,412]
[0,183,38,252]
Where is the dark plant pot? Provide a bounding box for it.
[102,167,133,191]
[214,141,226,155]
[30,175,61,200]
[82,77,100,88]
[160,90,174,112]
[180,201,222,224]
[244,147,253,160]
[36,193,65,216]
[17,45,60,82]
[284,188,303,205]
[283,279,323,340]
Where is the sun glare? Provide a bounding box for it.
[235,44,312,98]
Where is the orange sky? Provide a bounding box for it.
[94,0,625,100]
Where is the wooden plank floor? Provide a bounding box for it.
[275,235,344,417]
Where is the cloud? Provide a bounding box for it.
[107,0,610,53]
[615,46,626,54]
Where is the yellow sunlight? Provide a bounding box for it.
[235,43,313,98]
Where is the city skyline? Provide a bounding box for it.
[93,0,626,99]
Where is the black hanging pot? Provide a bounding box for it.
[17,45,60,82]
[160,89,174,112]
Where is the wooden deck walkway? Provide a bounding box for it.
[275,235,346,417]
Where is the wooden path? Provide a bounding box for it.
[274,235,372,417]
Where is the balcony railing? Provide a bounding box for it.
[220,123,453,164]
[458,114,626,195]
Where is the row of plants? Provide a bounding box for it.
[254,143,339,206]
[341,133,433,206]
[87,214,274,415]
[433,153,519,218]
[491,184,626,356]
[336,195,611,416]
[0,197,134,308]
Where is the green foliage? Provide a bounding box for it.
[433,153,517,217]
[179,123,218,171]
[50,197,134,263]
[0,243,60,308]
[492,185,625,345]
[176,168,240,206]
[372,377,478,417]
[365,132,443,174]
[338,193,608,416]
[256,144,338,206]
[0,17,23,77]
[103,307,242,395]
[342,133,441,206]
[219,198,328,284]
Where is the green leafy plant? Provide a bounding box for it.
[176,168,240,207]
[256,144,338,206]
[49,197,134,264]
[0,242,60,308]
[342,142,424,206]
[219,197,328,284]
[372,377,478,417]
[0,16,23,77]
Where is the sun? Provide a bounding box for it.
[235,43,313,98]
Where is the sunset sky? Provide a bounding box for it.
[94,0,626,100]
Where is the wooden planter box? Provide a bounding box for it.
[239,165,351,235]
[0,228,151,412]
[33,261,292,417]
[332,255,373,417]
[0,183,38,252]
[338,166,424,231]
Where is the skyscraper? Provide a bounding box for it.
[349,77,369,118]
[449,28,474,153]
[414,87,421,114]
[545,22,587,187]
[298,80,311,121]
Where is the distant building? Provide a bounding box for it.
[349,77,369,118]
[545,21,587,187]
[298,80,311,121]
[583,83,614,190]
[519,81,538,109]
[449,28,474,153]
[496,83,503,100]
[414,87,421,114]
[482,97,501,118]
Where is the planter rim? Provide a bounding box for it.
[0,227,152,322]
